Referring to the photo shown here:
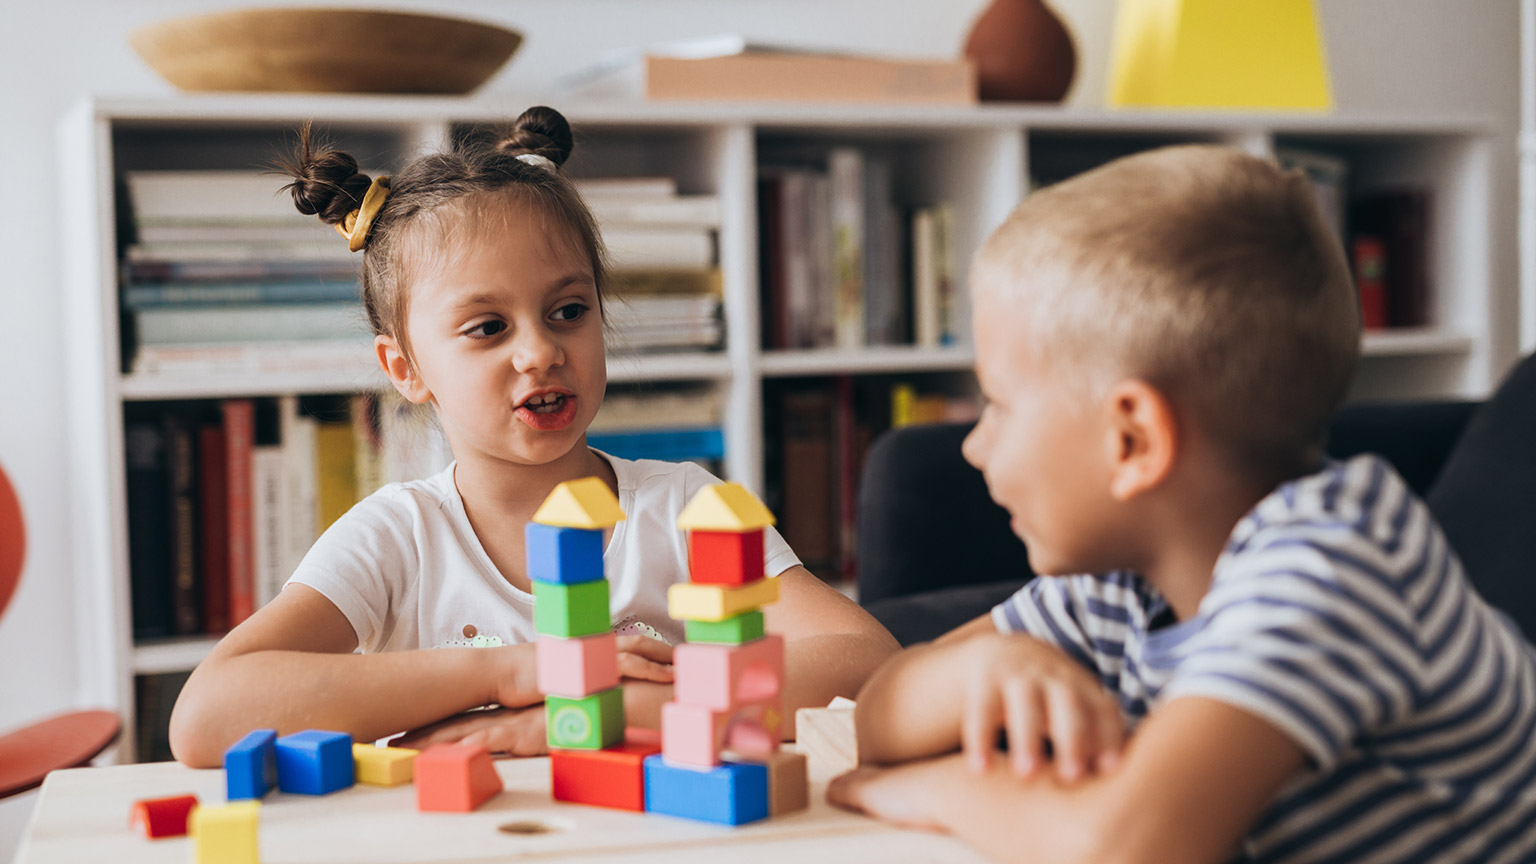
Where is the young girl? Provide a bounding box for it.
[169,106,898,768]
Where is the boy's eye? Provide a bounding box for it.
[551,302,589,323]
[465,319,507,338]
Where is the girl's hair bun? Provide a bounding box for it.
[281,123,374,225]
[496,105,575,167]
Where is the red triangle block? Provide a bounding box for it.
[130,793,198,839]
[415,743,503,812]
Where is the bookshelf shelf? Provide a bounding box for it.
[62,95,1499,761]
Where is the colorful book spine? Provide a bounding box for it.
[222,400,256,627]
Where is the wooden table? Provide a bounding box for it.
[17,754,987,863]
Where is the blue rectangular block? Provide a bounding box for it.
[526,523,605,585]
[224,729,277,800]
[643,756,769,825]
[275,730,354,795]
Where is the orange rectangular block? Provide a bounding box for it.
[415,743,503,812]
[550,729,663,811]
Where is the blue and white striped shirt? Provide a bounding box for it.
[992,455,1536,863]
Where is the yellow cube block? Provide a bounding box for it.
[668,576,779,622]
[353,743,418,786]
[190,800,259,864]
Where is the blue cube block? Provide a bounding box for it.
[224,729,277,800]
[526,523,605,585]
[643,756,769,825]
[275,730,354,795]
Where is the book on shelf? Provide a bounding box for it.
[130,340,376,377]
[125,170,318,224]
[126,241,355,264]
[1351,189,1431,328]
[829,148,866,350]
[222,399,257,627]
[251,445,287,610]
[602,225,716,271]
[573,176,679,200]
[124,256,358,284]
[588,195,722,228]
[124,414,173,639]
[586,427,725,463]
[166,413,200,636]
[277,395,319,577]
[591,388,721,432]
[560,35,975,104]
[610,268,722,297]
[773,388,837,576]
[316,418,358,535]
[124,280,362,308]
[863,155,905,346]
[196,424,230,633]
[132,302,370,346]
[134,670,191,763]
[136,222,339,245]
[912,204,958,347]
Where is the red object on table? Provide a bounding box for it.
[0,709,122,798]
[550,729,663,812]
[415,742,503,812]
[130,793,199,839]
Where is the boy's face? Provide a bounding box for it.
[962,284,1120,577]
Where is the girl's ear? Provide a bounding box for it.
[1103,378,1178,501]
[375,334,432,404]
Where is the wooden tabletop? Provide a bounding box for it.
[17,754,987,863]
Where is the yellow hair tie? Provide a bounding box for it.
[335,176,391,252]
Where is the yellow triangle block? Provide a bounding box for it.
[533,477,626,529]
[676,483,776,532]
[1108,0,1332,110]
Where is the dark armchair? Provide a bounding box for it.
[857,352,1536,647]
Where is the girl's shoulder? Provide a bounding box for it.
[602,452,720,503]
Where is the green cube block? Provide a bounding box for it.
[546,687,625,750]
[534,579,610,638]
[684,610,766,645]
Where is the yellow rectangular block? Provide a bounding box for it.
[668,576,779,622]
[190,801,259,864]
[353,743,418,786]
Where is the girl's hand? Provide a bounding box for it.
[616,634,674,683]
[395,704,548,755]
[962,633,1124,783]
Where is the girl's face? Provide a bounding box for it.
[389,200,606,470]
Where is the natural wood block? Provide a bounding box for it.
[794,705,857,782]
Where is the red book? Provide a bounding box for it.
[198,424,230,633]
[222,400,256,626]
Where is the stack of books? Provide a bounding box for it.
[577,177,724,353]
[122,170,370,376]
[587,387,724,467]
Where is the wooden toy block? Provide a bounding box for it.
[352,743,418,786]
[547,687,625,750]
[275,730,354,795]
[525,522,605,585]
[688,529,764,586]
[795,704,858,782]
[537,632,619,698]
[685,609,766,645]
[532,476,626,529]
[549,730,663,811]
[661,700,781,767]
[223,728,276,800]
[533,578,611,638]
[189,800,259,864]
[676,482,775,532]
[130,793,198,839]
[668,576,778,622]
[415,742,503,812]
[761,750,809,815]
[674,634,784,712]
[643,756,769,826]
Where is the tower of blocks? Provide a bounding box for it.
[532,478,807,824]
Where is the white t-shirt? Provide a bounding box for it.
[288,454,802,651]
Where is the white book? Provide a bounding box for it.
[137,222,337,245]
[807,174,836,348]
[251,446,289,610]
[913,208,940,347]
[134,303,370,345]
[131,340,376,376]
[351,394,385,501]
[127,241,356,264]
[573,176,678,200]
[589,195,721,228]
[829,147,866,350]
[278,396,319,576]
[602,226,715,270]
[127,171,312,223]
[589,390,721,432]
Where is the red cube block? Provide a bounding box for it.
[550,729,663,811]
[688,530,764,586]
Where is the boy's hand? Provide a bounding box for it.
[962,633,1124,782]
[827,760,948,831]
[394,704,548,755]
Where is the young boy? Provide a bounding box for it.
[829,146,1536,863]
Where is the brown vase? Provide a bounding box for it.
[963,0,1077,102]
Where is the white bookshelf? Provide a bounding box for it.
[62,95,1496,761]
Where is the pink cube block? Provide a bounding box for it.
[661,699,782,768]
[674,634,784,712]
[537,633,619,698]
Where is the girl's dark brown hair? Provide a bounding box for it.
[280,105,607,364]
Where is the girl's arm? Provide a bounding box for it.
[830,696,1307,864]
[764,566,901,738]
[169,584,532,768]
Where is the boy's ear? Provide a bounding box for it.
[1103,378,1178,501]
[375,334,432,405]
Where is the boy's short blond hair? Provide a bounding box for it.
[973,144,1360,480]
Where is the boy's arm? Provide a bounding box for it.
[832,695,1307,864]
[169,584,531,767]
[764,565,901,739]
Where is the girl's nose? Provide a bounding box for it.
[510,327,563,372]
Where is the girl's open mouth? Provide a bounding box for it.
[515,392,578,431]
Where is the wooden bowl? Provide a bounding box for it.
[131,7,522,94]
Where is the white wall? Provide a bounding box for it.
[0,1,1517,857]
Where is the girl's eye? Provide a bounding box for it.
[466,320,507,339]
[552,303,589,323]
